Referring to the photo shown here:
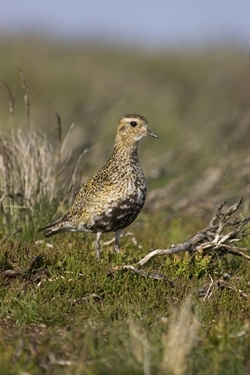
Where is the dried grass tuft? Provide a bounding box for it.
[0,129,56,226]
[162,296,199,375]
[0,126,87,230]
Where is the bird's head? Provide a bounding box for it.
[116,114,158,143]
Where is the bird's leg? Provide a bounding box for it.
[114,229,122,253]
[95,232,102,260]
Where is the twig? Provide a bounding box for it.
[217,244,250,260]
[198,277,250,300]
[209,201,226,226]
[107,265,174,286]
[68,293,104,308]
[203,275,214,301]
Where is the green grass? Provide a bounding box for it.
[0,35,250,374]
[0,215,250,374]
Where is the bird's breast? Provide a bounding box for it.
[90,181,146,232]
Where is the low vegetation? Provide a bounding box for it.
[0,35,250,374]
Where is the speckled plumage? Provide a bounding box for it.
[39,114,158,259]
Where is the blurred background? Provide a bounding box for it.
[1,0,250,220]
[1,0,250,47]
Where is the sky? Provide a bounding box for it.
[0,0,250,48]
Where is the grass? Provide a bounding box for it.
[0,35,250,374]
[1,214,250,374]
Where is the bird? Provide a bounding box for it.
[39,113,158,259]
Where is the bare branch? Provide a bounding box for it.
[137,199,250,267]
[198,277,250,300]
[203,275,214,301]
[138,232,207,267]
[107,265,174,286]
[209,201,226,226]
[216,244,250,260]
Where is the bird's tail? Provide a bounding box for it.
[38,216,67,237]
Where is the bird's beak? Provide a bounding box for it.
[147,128,158,138]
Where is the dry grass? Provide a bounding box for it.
[162,296,199,375]
[0,129,56,224]
[0,126,89,234]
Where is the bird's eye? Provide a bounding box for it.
[130,121,137,127]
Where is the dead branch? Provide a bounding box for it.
[1,254,49,280]
[198,276,250,300]
[107,265,174,286]
[137,198,250,267]
[68,293,104,307]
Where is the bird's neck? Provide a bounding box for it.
[112,138,139,162]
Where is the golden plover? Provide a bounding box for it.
[39,114,158,259]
